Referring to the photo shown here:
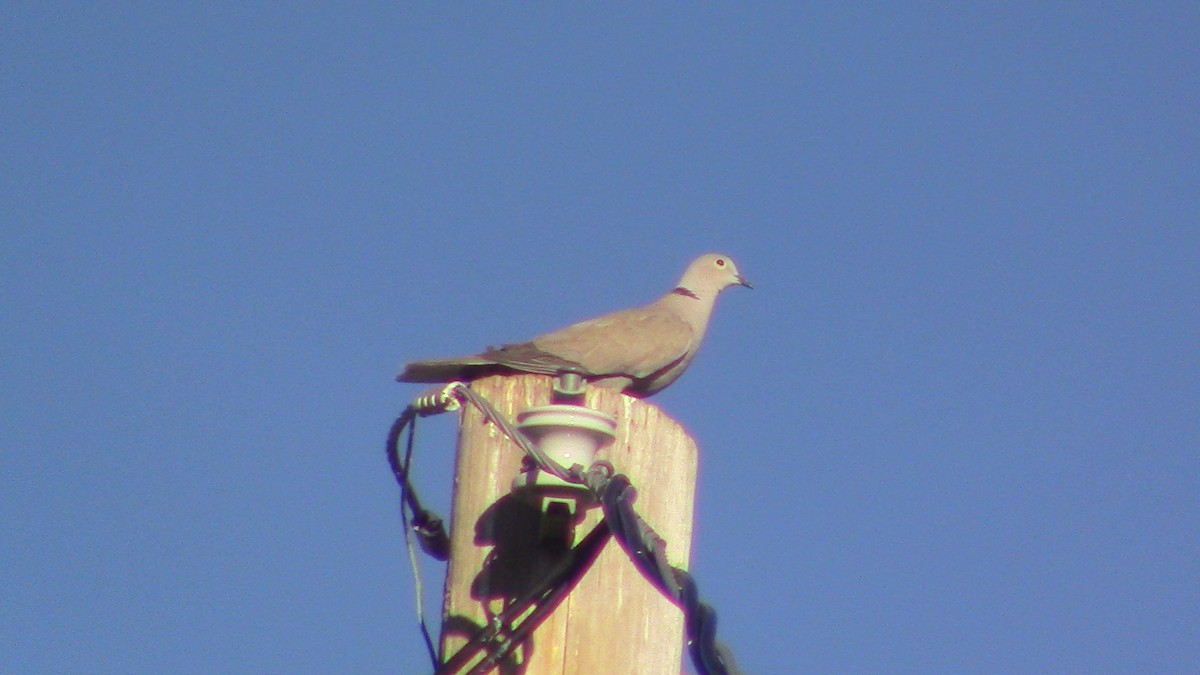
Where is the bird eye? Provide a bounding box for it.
[715,258,725,267]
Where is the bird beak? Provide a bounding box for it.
[738,275,753,289]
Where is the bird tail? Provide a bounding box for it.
[395,356,503,383]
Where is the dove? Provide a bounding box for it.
[397,254,751,397]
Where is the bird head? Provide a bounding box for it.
[680,253,753,295]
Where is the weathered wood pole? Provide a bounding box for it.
[438,374,698,674]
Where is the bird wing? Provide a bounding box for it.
[527,303,694,379]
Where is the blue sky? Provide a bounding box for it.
[3,4,1197,673]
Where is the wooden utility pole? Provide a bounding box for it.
[439,374,698,674]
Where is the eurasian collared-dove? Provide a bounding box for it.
[397,253,751,397]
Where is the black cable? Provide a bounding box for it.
[386,410,450,560]
[401,414,440,666]
[597,472,743,675]
[386,408,449,670]
[675,568,741,675]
